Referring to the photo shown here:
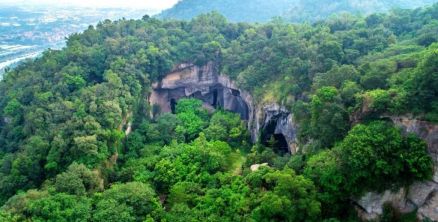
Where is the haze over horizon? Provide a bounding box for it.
[0,0,179,10]
[0,1,181,76]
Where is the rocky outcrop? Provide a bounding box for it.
[417,190,438,221]
[355,117,438,221]
[256,104,298,153]
[149,62,300,153]
[392,117,438,180]
[355,182,438,221]
[150,62,253,120]
[250,163,269,172]
[355,189,414,220]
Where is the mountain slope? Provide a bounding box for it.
[0,3,438,221]
[159,0,293,22]
[158,0,438,22]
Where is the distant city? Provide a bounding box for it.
[0,5,156,77]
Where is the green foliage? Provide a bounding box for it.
[314,65,359,89]
[92,199,136,222]
[304,121,433,216]
[94,182,163,221]
[304,150,346,217]
[0,210,19,222]
[249,168,321,221]
[335,121,433,195]
[54,163,101,195]
[404,45,438,121]
[204,110,249,147]
[153,133,232,192]
[159,0,436,23]
[175,99,208,141]
[340,81,362,107]
[3,99,21,117]
[26,193,92,222]
[308,87,350,151]
[360,59,397,89]
[0,3,437,221]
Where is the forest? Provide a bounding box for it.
[158,0,438,22]
[0,2,438,222]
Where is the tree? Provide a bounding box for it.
[405,45,438,121]
[314,65,359,89]
[335,121,432,195]
[204,111,248,147]
[94,182,163,221]
[250,169,321,222]
[155,113,179,144]
[92,199,136,222]
[360,60,397,90]
[304,150,346,217]
[175,99,208,141]
[26,193,92,222]
[3,98,22,118]
[308,87,349,151]
[167,182,202,208]
[340,80,362,106]
[55,163,102,195]
[0,210,19,222]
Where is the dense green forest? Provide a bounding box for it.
[0,2,437,221]
[158,0,438,22]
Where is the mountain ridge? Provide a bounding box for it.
[158,0,438,22]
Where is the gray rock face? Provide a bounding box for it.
[257,104,298,153]
[417,191,438,221]
[355,117,438,221]
[150,62,252,120]
[150,63,300,153]
[391,117,438,152]
[355,189,414,221]
[409,181,438,207]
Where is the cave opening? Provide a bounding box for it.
[170,98,177,114]
[271,134,289,154]
[212,89,218,108]
[261,118,290,154]
[231,89,240,96]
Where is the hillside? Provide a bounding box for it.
[0,3,438,222]
[159,0,438,22]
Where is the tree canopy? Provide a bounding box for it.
[0,3,437,221]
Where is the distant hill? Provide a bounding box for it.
[158,0,438,22]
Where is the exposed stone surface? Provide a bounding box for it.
[149,62,300,153]
[356,117,438,221]
[150,62,252,120]
[257,104,298,153]
[355,189,413,221]
[250,163,269,172]
[408,181,438,208]
[150,63,438,220]
[418,191,438,221]
[391,117,438,152]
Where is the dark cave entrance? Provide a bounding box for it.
[261,118,290,154]
[170,98,177,114]
[231,89,240,96]
[271,134,289,154]
[212,89,218,108]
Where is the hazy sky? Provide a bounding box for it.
[1,0,179,10]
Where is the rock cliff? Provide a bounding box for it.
[150,64,438,220]
[150,62,251,119]
[256,104,298,153]
[355,117,438,221]
[149,63,300,153]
